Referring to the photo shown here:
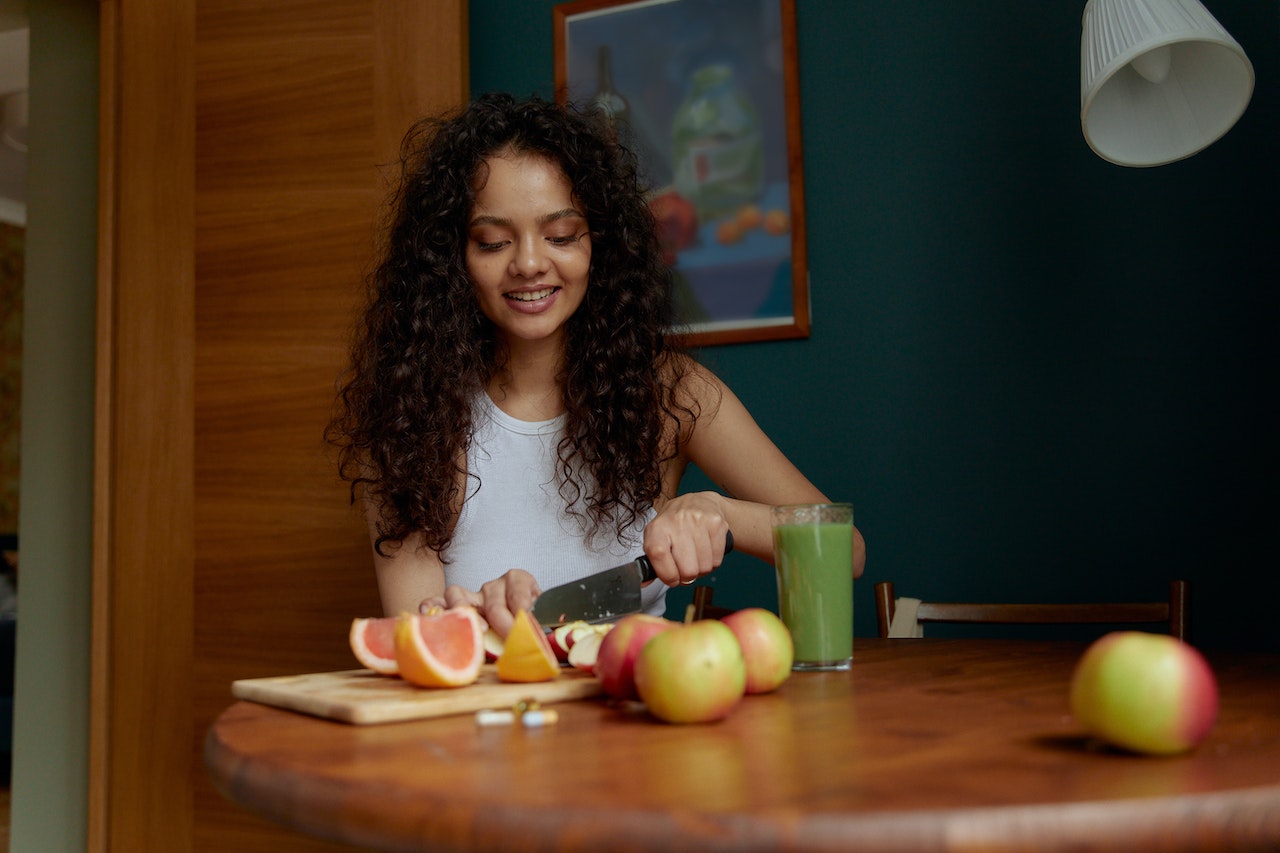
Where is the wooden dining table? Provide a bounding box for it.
[205,638,1280,852]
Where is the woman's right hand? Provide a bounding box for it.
[419,568,541,638]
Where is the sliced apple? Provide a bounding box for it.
[551,621,589,661]
[568,623,602,648]
[482,627,504,662]
[567,629,605,674]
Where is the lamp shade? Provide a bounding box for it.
[1080,0,1253,167]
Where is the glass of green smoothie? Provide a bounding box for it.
[771,503,854,671]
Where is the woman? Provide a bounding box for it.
[328,93,864,636]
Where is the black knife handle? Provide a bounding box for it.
[637,529,734,585]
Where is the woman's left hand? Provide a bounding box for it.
[419,568,541,638]
[643,491,732,587]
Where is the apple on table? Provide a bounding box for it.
[634,620,747,724]
[594,614,676,701]
[1069,631,1218,756]
[720,608,794,694]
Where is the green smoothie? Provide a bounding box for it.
[773,520,853,669]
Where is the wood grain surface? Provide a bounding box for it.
[93,2,197,849]
[206,639,1280,853]
[190,2,466,847]
[94,2,467,851]
[232,666,604,724]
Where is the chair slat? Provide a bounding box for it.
[876,580,1189,641]
[915,602,1169,624]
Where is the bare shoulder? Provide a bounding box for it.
[665,354,726,423]
[664,358,777,474]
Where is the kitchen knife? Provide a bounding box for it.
[530,531,734,627]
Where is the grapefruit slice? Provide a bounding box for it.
[497,610,561,683]
[349,616,399,675]
[394,607,485,688]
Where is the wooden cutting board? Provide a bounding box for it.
[232,665,605,725]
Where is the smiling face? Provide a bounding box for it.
[466,151,591,352]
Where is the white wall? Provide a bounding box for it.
[10,0,96,849]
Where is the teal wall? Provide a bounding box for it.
[470,1,1279,650]
[3,4,1263,850]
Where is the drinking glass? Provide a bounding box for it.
[772,503,854,671]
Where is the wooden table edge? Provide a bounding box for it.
[204,701,1280,853]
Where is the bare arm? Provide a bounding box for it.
[646,364,866,584]
[366,496,540,637]
[365,497,447,617]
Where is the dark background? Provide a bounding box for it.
[469,0,1279,651]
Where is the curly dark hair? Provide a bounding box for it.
[327,92,696,558]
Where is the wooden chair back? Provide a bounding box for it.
[689,586,736,621]
[875,580,1189,641]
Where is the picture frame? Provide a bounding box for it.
[554,0,809,347]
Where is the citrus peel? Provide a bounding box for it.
[497,610,561,683]
[349,616,399,675]
[393,607,485,688]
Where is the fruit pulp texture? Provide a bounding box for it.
[361,618,396,659]
[774,522,853,665]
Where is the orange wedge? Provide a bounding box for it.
[349,616,399,675]
[394,607,485,688]
[497,610,561,683]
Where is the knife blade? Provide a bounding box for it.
[530,531,734,627]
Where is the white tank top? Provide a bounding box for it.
[443,393,666,617]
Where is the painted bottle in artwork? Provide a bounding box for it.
[591,45,632,143]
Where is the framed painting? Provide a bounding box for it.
[554,0,809,347]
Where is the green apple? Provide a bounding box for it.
[594,614,675,700]
[1069,631,1218,755]
[634,620,746,724]
[721,608,793,694]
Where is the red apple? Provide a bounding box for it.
[594,614,675,700]
[634,620,746,724]
[721,608,794,694]
[1069,631,1218,755]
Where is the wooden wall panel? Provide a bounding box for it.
[94,1,466,851]
[192,3,466,850]
[93,1,196,849]
[193,15,376,846]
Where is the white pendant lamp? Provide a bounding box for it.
[1080,0,1254,166]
